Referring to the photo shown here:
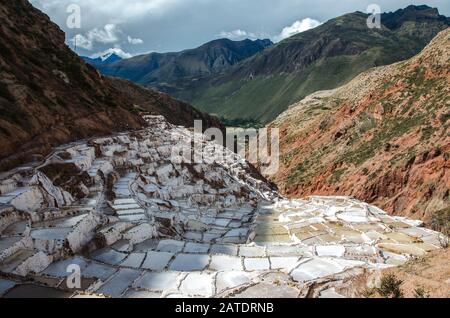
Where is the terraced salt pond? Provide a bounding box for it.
[0,116,445,298]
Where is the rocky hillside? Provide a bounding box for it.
[270,28,450,223]
[96,38,273,95]
[175,5,449,123]
[108,78,224,130]
[0,0,222,172]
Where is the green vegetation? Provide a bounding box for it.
[431,206,450,234]
[130,104,145,115]
[363,274,404,298]
[357,112,378,135]
[421,125,436,141]
[444,152,450,161]
[439,113,450,124]
[431,207,449,248]
[329,168,347,184]
[377,274,404,298]
[343,115,426,166]
[181,53,382,124]
[287,161,315,186]
[286,145,333,186]
[219,117,263,128]
[407,66,426,87]
[414,287,430,298]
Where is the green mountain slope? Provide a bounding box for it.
[174,5,449,123]
[98,38,272,94]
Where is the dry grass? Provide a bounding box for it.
[382,249,450,298]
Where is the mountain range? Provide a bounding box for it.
[91,38,273,94]
[93,5,449,124]
[0,0,222,172]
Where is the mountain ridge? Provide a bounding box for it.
[83,6,449,125]
[171,5,449,123]
[96,38,273,94]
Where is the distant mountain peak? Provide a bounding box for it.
[404,4,436,12]
[200,38,273,50]
[81,52,122,67]
[100,52,122,63]
[382,4,449,30]
[254,39,273,48]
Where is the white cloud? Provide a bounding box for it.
[218,29,273,41]
[71,34,94,50]
[88,24,121,44]
[31,0,184,22]
[33,0,443,53]
[219,18,321,43]
[91,47,133,60]
[127,36,144,45]
[71,24,122,50]
[275,18,321,42]
[219,29,255,40]
[71,24,143,51]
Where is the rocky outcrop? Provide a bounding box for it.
[270,28,450,223]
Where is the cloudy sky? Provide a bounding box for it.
[30,0,450,58]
